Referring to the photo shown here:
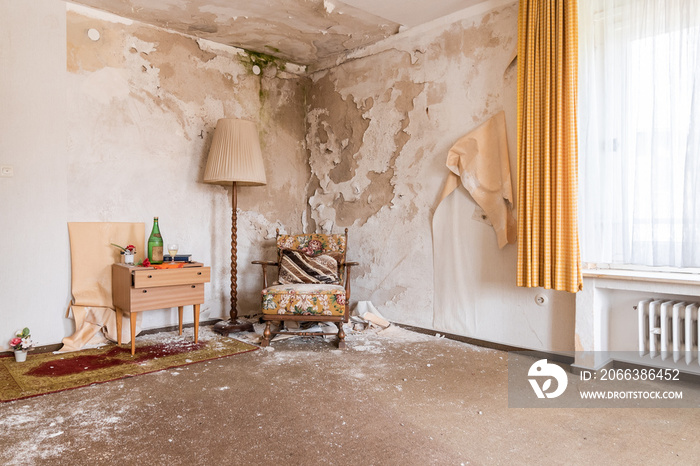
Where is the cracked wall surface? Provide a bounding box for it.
[65,3,310,326]
[306,2,575,351]
[3,0,574,351]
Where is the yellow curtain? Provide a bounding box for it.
[516,0,582,293]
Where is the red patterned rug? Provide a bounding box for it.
[0,328,257,402]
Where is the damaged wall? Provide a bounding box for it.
[1,0,310,348]
[2,0,575,352]
[306,0,575,351]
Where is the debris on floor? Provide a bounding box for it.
[230,300,397,346]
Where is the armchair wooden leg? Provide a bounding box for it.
[261,321,271,347]
[336,322,346,349]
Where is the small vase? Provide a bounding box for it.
[121,252,135,265]
[14,350,27,362]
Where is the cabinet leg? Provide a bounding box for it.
[178,306,184,335]
[130,312,137,356]
[115,307,123,346]
[193,304,200,343]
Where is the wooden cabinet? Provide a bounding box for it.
[112,262,210,355]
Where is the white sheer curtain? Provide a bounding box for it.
[579,0,700,268]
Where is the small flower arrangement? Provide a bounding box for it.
[112,243,137,264]
[111,243,136,254]
[9,327,34,352]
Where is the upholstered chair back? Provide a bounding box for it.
[275,232,348,285]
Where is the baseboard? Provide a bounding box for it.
[394,323,575,365]
[2,343,65,356]
[1,319,220,357]
[611,360,700,384]
[570,359,615,375]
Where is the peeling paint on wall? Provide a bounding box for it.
[10,0,574,350]
[65,5,310,324]
[306,48,430,229]
[305,2,575,351]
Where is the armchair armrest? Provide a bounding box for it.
[252,260,279,289]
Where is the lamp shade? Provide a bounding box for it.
[203,119,267,186]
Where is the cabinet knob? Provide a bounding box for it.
[142,290,148,293]
[197,272,202,275]
[191,285,196,288]
[147,274,153,278]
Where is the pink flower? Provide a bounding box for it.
[10,337,21,347]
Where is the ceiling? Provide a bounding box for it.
[67,0,483,67]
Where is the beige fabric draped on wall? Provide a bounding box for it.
[516,0,582,293]
[60,223,144,352]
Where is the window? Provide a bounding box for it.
[579,0,700,269]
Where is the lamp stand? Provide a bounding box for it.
[213,181,254,335]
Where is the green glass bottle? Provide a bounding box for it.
[147,217,164,264]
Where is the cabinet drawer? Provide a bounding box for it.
[132,267,210,288]
[129,283,205,312]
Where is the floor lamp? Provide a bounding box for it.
[204,119,266,334]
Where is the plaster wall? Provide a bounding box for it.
[1,1,310,348]
[2,0,576,352]
[306,1,576,351]
[0,0,71,348]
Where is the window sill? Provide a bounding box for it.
[582,268,700,286]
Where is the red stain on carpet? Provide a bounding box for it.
[26,340,207,377]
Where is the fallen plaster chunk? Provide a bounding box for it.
[353,301,390,328]
[363,312,390,328]
[348,315,368,330]
[271,334,295,342]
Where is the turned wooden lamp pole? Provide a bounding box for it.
[203,119,266,334]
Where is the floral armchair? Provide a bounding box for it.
[252,228,358,348]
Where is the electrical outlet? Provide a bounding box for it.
[1,165,13,177]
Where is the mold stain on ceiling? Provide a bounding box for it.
[65,0,485,67]
[66,0,398,67]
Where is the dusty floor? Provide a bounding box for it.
[0,325,698,465]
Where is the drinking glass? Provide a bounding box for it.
[167,243,179,262]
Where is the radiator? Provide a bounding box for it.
[638,299,700,365]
